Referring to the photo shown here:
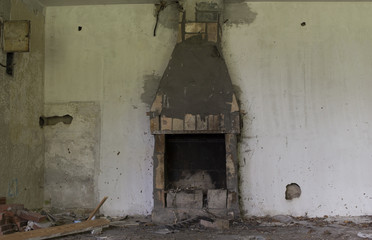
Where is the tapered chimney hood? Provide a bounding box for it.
[149,2,239,134]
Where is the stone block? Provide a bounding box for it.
[184,114,196,130]
[207,189,227,209]
[161,116,172,131]
[172,118,184,131]
[185,23,206,33]
[166,190,203,209]
[207,23,218,42]
[196,115,207,130]
[227,191,238,209]
[177,24,182,43]
[150,116,159,132]
[150,94,162,113]
[219,114,225,130]
[155,154,165,189]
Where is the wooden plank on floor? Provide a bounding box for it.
[0,218,110,240]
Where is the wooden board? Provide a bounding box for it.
[0,219,110,240]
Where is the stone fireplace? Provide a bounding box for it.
[149,2,240,223]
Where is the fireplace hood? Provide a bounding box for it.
[149,8,239,134]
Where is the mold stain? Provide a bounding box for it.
[224,3,257,26]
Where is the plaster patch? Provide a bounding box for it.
[224,3,257,26]
[141,74,162,106]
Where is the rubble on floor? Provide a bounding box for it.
[0,197,49,235]
[0,196,109,239]
[39,215,372,240]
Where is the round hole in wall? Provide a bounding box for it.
[78,26,83,31]
[301,22,306,27]
[285,183,301,200]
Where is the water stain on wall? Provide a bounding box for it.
[141,74,162,106]
[224,3,257,26]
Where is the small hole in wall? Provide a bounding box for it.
[301,22,306,27]
[78,26,83,31]
[285,183,301,200]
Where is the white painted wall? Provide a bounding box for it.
[223,2,372,217]
[45,4,176,215]
[45,2,372,217]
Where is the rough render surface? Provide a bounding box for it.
[45,2,372,218]
[0,0,45,209]
[44,102,100,209]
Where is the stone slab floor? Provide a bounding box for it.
[55,215,372,240]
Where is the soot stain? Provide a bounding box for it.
[154,3,179,31]
[224,3,257,26]
[141,74,162,106]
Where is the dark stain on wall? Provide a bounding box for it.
[141,74,162,106]
[224,3,257,26]
[154,3,179,31]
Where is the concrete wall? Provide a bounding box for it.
[44,102,100,209]
[45,2,372,217]
[0,0,45,209]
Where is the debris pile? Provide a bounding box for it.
[0,197,49,235]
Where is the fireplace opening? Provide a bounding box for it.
[165,134,226,191]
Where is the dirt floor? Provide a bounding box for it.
[56,215,372,240]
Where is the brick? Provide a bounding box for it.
[200,219,230,230]
[0,197,6,204]
[166,190,203,209]
[0,229,15,235]
[207,189,227,209]
[18,210,47,223]
[0,204,24,212]
[0,224,14,232]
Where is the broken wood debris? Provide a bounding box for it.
[0,218,110,240]
[87,196,108,221]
